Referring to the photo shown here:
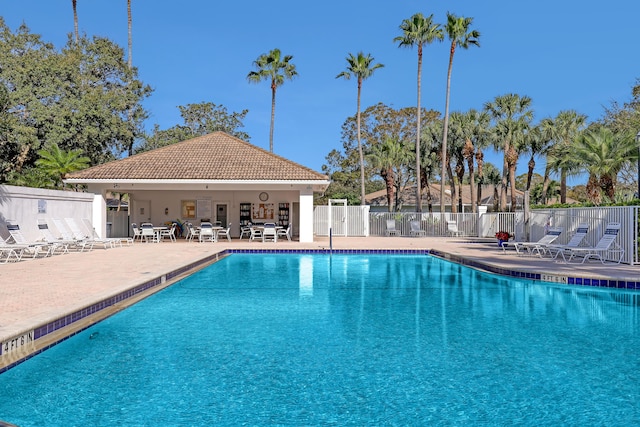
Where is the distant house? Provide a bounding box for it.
[65,132,330,242]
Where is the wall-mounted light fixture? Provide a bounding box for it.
[164,207,169,215]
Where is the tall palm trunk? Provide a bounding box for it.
[356,77,365,205]
[507,145,519,211]
[541,163,552,204]
[382,168,395,212]
[415,45,423,212]
[270,82,277,153]
[500,139,509,211]
[463,139,476,213]
[475,149,484,206]
[127,0,132,69]
[72,0,78,44]
[440,42,456,213]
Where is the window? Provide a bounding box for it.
[181,200,196,219]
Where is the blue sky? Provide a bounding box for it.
[3,0,639,184]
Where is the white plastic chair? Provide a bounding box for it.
[277,223,292,241]
[140,223,159,243]
[216,223,232,242]
[160,223,177,242]
[199,222,216,242]
[262,223,277,242]
[239,224,252,240]
[249,226,263,241]
[131,223,142,242]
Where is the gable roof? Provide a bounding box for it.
[66,132,328,182]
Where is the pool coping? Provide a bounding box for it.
[1,248,638,373]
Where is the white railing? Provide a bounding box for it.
[527,206,639,265]
[313,204,639,265]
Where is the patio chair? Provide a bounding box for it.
[239,224,252,240]
[140,223,160,243]
[385,219,399,236]
[409,220,426,237]
[447,220,463,237]
[185,222,200,242]
[249,226,263,241]
[505,227,564,257]
[199,222,216,242]
[52,218,94,252]
[542,223,590,261]
[6,223,52,258]
[159,223,177,242]
[277,223,292,241]
[131,223,142,242]
[216,223,232,242]
[262,223,277,242]
[564,222,624,264]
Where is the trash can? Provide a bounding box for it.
[106,222,112,238]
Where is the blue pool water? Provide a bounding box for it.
[1,253,639,425]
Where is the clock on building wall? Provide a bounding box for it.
[259,192,269,202]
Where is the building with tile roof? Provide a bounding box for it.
[65,132,330,242]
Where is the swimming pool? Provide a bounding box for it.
[0,253,639,425]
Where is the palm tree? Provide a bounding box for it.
[247,48,298,153]
[35,144,90,189]
[574,127,637,203]
[336,52,384,205]
[367,137,412,212]
[440,13,480,213]
[484,93,533,211]
[72,0,79,44]
[452,109,489,213]
[394,13,443,213]
[127,0,132,69]
[538,110,586,203]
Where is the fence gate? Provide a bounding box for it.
[328,199,347,237]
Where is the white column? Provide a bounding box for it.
[93,193,107,237]
[298,190,314,243]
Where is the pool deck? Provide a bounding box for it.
[1,236,638,370]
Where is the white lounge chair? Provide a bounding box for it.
[505,227,563,257]
[385,219,399,236]
[0,237,27,263]
[66,218,115,249]
[37,222,73,255]
[409,220,426,237]
[6,223,52,258]
[542,223,590,261]
[564,222,624,264]
[52,218,94,252]
[82,218,129,247]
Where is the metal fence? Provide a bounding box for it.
[368,212,479,237]
[526,206,639,265]
[313,204,640,265]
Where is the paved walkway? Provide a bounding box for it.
[0,236,638,366]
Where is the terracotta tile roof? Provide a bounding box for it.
[66,132,328,182]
